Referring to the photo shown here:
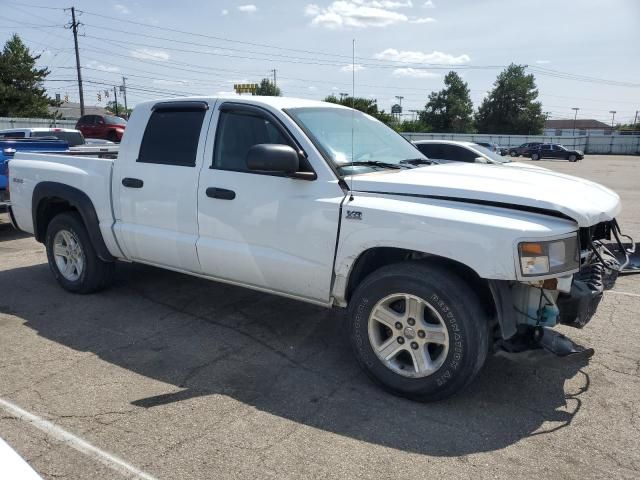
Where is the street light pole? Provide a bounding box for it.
[609,110,616,129]
[571,107,580,136]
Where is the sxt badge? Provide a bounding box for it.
[346,210,362,220]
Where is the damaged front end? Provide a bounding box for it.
[491,219,635,356]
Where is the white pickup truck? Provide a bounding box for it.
[6,96,631,401]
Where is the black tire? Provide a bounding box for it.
[531,153,540,160]
[107,130,119,143]
[348,262,490,402]
[509,151,518,157]
[45,212,115,294]
[568,154,577,162]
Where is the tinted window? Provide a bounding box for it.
[213,111,290,172]
[105,115,127,126]
[541,144,551,151]
[33,130,84,146]
[78,115,94,125]
[416,143,437,157]
[138,109,205,167]
[0,131,26,138]
[445,145,478,162]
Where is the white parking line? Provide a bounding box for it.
[609,290,640,298]
[0,398,157,480]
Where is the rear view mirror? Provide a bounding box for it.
[247,144,299,174]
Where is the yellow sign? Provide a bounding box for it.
[234,83,259,94]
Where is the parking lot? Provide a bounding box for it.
[1,154,639,479]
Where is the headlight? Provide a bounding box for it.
[518,236,579,276]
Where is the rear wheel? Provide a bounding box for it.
[107,130,118,143]
[45,212,114,293]
[348,262,490,402]
[509,151,518,157]
[531,153,540,160]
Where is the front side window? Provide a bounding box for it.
[542,144,551,151]
[138,109,206,167]
[212,111,290,172]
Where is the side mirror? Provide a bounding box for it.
[247,144,299,174]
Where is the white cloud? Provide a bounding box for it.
[392,67,439,78]
[340,63,365,72]
[374,48,470,64]
[153,79,187,86]
[409,16,435,23]
[536,59,551,64]
[130,48,170,61]
[308,85,318,91]
[423,0,435,8]
[216,90,239,96]
[305,1,410,28]
[114,4,130,14]
[87,60,120,73]
[238,4,257,13]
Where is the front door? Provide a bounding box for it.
[196,103,344,303]
[114,101,212,272]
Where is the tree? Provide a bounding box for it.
[323,94,395,126]
[105,100,132,118]
[0,34,53,117]
[254,78,281,96]
[475,64,545,134]
[419,71,473,133]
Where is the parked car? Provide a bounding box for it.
[0,128,85,147]
[508,142,543,157]
[8,96,628,401]
[414,140,514,165]
[474,141,500,154]
[1,138,68,211]
[75,114,127,142]
[528,144,584,162]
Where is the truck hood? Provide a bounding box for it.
[350,163,620,227]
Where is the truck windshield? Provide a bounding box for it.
[286,107,428,174]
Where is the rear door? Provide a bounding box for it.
[114,101,212,272]
[540,144,552,158]
[196,102,343,303]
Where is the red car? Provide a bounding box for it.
[75,114,127,142]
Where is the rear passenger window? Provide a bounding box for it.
[212,111,290,172]
[138,108,206,167]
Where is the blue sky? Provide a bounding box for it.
[2,0,639,123]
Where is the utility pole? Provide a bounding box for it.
[634,110,639,129]
[67,7,84,116]
[121,77,128,117]
[271,69,277,88]
[571,107,580,136]
[113,86,119,116]
[609,110,616,129]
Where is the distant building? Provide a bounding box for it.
[48,102,108,120]
[544,119,614,136]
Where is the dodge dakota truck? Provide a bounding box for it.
[6,96,632,401]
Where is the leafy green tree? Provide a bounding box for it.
[419,71,473,133]
[475,64,545,134]
[254,78,281,96]
[323,94,395,126]
[0,34,52,117]
[399,119,429,133]
[105,100,132,118]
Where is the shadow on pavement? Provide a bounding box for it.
[0,218,31,242]
[0,261,592,457]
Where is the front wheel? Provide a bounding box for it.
[531,153,540,160]
[348,262,489,402]
[45,212,115,293]
[568,154,577,162]
[509,151,518,157]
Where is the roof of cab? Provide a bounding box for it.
[136,95,350,111]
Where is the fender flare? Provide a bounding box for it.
[32,181,116,262]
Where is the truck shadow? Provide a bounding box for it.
[0,216,31,242]
[0,261,592,457]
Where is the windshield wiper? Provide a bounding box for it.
[399,158,438,166]
[344,160,410,170]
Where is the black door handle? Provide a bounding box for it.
[122,177,143,188]
[206,187,235,200]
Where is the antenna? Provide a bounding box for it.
[349,38,355,201]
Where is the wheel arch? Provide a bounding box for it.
[32,181,116,262]
[341,246,497,320]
